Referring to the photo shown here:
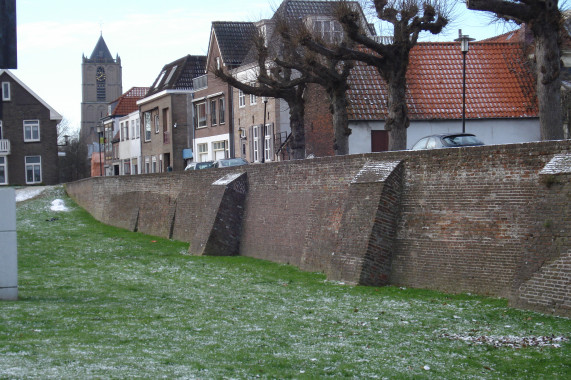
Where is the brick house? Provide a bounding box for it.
[192,22,256,163]
[305,40,540,155]
[0,70,62,185]
[230,0,372,162]
[138,55,206,172]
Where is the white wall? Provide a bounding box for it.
[117,111,142,174]
[194,133,230,162]
[349,118,541,153]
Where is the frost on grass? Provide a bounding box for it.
[440,333,569,348]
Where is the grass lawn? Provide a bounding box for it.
[1,186,569,379]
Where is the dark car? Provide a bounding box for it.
[214,157,249,168]
[184,161,214,171]
[411,133,485,150]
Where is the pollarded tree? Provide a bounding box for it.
[305,0,449,150]
[214,30,308,160]
[274,12,356,156]
[467,0,564,140]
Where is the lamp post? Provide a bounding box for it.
[455,29,475,134]
[261,96,268,163]
[96,124,103,176]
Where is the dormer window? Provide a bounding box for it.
[165,66,177,85]
[309,17,343,44]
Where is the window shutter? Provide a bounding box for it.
[249,126,254,162]
[267,123,274,160]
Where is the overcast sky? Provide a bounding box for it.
[13,0,512,133]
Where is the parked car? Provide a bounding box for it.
[184,161,214,171]
[411,133,485,150]
[214,158,249,168]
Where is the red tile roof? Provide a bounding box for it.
[348,41,538,121]
[110,87,149,116]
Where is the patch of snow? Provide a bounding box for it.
[15,186,47,202]
[50,199,69,212]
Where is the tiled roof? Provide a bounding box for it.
[110,87,149,116]
[146,55,206,97]
[348,42,538,121]
[212,22,257,67]
[273,0,339,19]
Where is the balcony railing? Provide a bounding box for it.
[0,139,10,155]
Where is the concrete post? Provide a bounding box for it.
[0,188,17,300]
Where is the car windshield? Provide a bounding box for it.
[442,135,483,146]
[196,162,213,169]
[219,158,246,167]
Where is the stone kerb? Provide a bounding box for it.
[327,160,403,285]
[189,172,248,256]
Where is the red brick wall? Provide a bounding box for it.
[66,140,571,316]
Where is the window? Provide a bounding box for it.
[23,120,40,142]
[96,67,106,101]
[239,90,245,107]
[121,122,129,141]
[210,99,217,125]
[2,82,10,101]
[145,157,150,173]
[0,156,7,185]
[144,112,151,141]
[132,158,138,175]
[0,120,3,139]
[152,156,157,173]
[131,120,135,140]
[196,102,206,128]
[25,156,42,184]
[136,119,140,139]
[197,143,208,162]
[154,114,160,133]
[250,85,257,105]
[212,141,227,160]
[123,159,131,175]
[216,57,221,70]
[219,98,225,124]
[313,19,343,44]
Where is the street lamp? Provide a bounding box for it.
[95,124,103,176]
[455,29,475,134]
[261,96,268,163]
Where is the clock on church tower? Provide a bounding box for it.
[80,34,123,147]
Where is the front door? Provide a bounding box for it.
[371,130,389,152]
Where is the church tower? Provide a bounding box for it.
[80,34,122,151]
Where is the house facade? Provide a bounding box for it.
[138,55,206,172]
[304,40,540,155]
[0,70,62,185]
[192,22,257,163]
[229,0,373,161]
[96,87,148,176]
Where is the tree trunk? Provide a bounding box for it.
[533,21,563,140]
[385,72,409,151]
[330,86,352,155]
[288,100,306,159]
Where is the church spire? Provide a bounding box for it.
[87,34,115,63]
